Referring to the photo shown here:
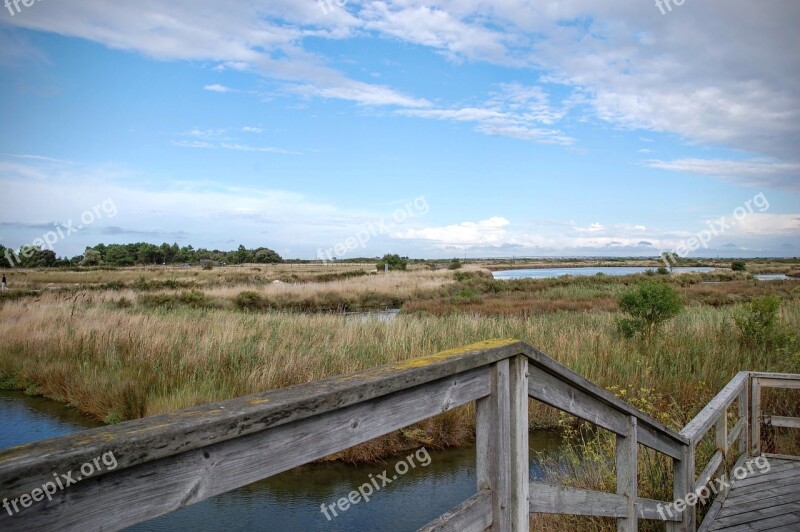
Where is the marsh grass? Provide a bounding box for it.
[1,279,797,461]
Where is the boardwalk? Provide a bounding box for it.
[0,339,797,531]
[707,458,800,531]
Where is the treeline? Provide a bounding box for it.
[1,242,282,268]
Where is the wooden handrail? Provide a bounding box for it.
[0,340,797,532]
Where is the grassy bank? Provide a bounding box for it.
[1,283,797,462]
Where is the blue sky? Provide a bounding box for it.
[1,1,798,260]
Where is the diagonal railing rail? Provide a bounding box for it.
[0,339,796,531]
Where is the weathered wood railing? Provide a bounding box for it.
[0,340,796,531]
[683,372,800,531]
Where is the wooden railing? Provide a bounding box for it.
[683,372,800,531]
[0,339,796,531]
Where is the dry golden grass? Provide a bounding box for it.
[1,281,797,462]
[1,264,798,464]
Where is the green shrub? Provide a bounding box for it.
[617,281,683,341]
[731,260,747,272]
[376,254,408,271]
[139,289,210,309]
[235,291,265,311]
[657,266,670,275]
[734,295,780,347]
[448,259,463,270]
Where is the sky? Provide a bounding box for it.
[0,0,798,260]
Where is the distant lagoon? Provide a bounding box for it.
[492,266,715,280]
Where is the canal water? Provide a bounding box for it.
[492,266,715,280]
[0,390,561,531]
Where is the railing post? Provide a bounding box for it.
[751,376,761,456]
[508,355,529,531]
[714,407,729,499]
[738,380,749,457]
[616,415,638,532]
[477,358,510,531]
[671,444,695,531]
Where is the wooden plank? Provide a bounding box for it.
[417,490,493,532]
[508,355,529,531]
[751,377,761,456]
[716,407,730,499]
[716,490,800,518]
[477,359,510,532]
[769,415,800,429]
[521,344,687,448]
[528,482,679,522]
[762,452,800,461]
[709,503,800,530]
[616,416,638,532]
[527,365,683,459]
[681,372,748,445]
[695,450,725,494]
[679,443,697,530]
[0,367,491,531]
[528,365,627,435]
[530,482,629,518]
[749,372,800,381]
[716,512,800,531]
[0,339,525,497]
[728,417,745,453]
[738,383,749,457]
[756,377,800,389]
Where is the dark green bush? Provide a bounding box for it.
[617,281,683,341]
[235,291,265,311]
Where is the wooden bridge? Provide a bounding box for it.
[0,339,797,531]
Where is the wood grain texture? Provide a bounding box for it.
[417,490,493,532]
[0,367,490,531]
[0,338,523,496]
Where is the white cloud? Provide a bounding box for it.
[4,0,800,187]
[204,84,235,93]
[394,217,511,246]
[401,83,574,145]
[644,158,800,191]
[735,213,800,235]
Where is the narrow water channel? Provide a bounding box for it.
[0,390,561,531]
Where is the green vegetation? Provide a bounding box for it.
[734,294,789,348]
[1,241,283,268]
[617,281,683,341]
[0,261,798,467]
[376,253,408,271]
[731,260,747,272]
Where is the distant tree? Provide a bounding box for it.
[254,247,282,264]
[377,253,408,271]
[731,260,747,272]
[448,259,463,270]
[82,248,103,266]
[16,246,57,268]
[617,281,683,342]
[105,245,135,266]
